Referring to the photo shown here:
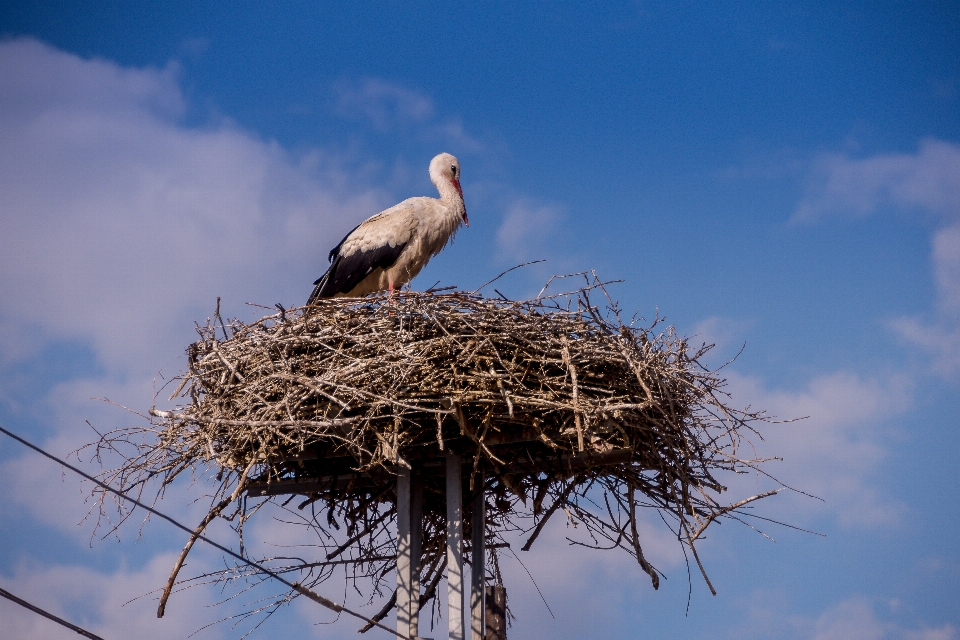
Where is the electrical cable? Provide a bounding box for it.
[0,585,105,639]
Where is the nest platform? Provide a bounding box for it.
[92,280,776,632]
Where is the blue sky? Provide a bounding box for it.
[1,2,959,638]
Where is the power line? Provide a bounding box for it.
[0,424,403,638]
[0,585,105,640]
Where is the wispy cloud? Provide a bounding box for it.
[489,510,684,640]
[691,313,909,527]
[0,37,384,379]
[890,318,960,375]
[793,140,960,379]
[931,224,960,313]
[332,77,483,151]
[724,370,909,528]
[333,77,435,130]
[792,140,960,224]
[494,199,562,263]
[889,223,960,374]
[730,593,958,640]
[0,554,226,640]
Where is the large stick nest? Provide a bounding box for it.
[89,276,778,631]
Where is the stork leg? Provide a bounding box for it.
[387,280,398,315]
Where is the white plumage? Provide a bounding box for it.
[308,153,468,302]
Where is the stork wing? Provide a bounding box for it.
[307,202,418,302]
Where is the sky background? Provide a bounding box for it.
[1,1,959,638]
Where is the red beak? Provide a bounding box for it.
[452,177,468,227]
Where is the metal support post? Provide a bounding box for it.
[397,468,412,639]
[470,480,485,640]
[485,585,507,640]
[446,453,464,640]
[410,474,423,638]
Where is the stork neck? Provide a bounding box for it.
[436,179,465,217]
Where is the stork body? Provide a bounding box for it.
[308,153,468,303]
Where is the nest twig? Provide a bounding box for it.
[84,274,780,632]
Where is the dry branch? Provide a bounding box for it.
[85,275,780,631]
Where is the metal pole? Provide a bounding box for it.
[446,453,464,640]
[470,479,485,640]
[397,468,412,639]
[485,585,507,640]
[410,474,423,638]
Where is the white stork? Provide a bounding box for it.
[307,153,468,303]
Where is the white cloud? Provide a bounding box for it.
[932,224,960,313]
[792,140,960,380]
[0,37,386,381]
[0,376,229,543]
[0,554,228,640]
[909,627,960,640]
[810,598,890,640]
[485,509,685,640]
[891,323,960,379]
[725,370,909,528]
[792,139,960,223]
[683,318,911,529]
[890,223,960,374]
[334,78,435,130]
[689,315,754,363]
[808,597,957,640]
[332,78,482,152]
[731,594,958,640]
[494,199,561,263]
[0,38,185,123]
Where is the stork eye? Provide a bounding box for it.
[451,165,457,176]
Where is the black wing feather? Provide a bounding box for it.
[307,240,407,303]
[326,223,362,263]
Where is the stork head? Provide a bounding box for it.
[429,152,468,227]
